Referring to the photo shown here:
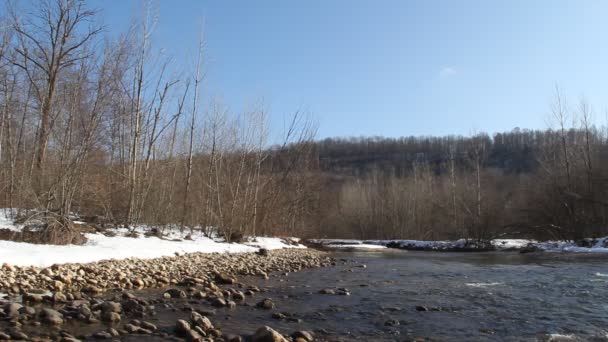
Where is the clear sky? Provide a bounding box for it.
[85,1,608,138]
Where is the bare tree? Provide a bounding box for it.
[181,29,205,231]
[11,0,102,180]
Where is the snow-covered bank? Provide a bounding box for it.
[307,237,608,253]
[325,243,387,249]
[0,221,305,267]
[534,238,608,253]
[308,238,498,251]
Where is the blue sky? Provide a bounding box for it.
[87,1,608,138]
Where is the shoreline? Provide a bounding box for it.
[0,249,334,341]
[306,237,608,253]
[0,249,331,297]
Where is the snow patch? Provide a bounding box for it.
[0,209,23,232]
[534,238,608,253]
[0,214,306,267]
[244,236,306,250]
[324,243,387,249]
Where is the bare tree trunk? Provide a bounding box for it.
[182,34,204,231]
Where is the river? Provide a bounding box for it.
[8,250,608,341]
[224,250,608,341]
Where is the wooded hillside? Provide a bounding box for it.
[0,0,606,244]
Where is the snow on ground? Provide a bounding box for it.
[244,236,305,250]
[492,239,535,249]
[0,233,252,267]
[0,209,22,232]
[0,211,307,268]
[534,237,608,253]
[305,239,387,249]
[309,238,478,250]
[324,243,387,249]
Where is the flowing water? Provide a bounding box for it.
[206,250,608,341]
[8,250,608,341]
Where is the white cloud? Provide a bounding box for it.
[439,66,457,78]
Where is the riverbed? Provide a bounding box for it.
[4,250,608,341]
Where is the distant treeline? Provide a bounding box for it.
[309,114,608,241]
[316,129,540,177]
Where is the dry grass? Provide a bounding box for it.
[0,212,87,245]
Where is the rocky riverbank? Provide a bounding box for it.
[0,249,334,341]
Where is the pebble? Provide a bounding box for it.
[39,308,64,325]
[176,319,191,333]
[292,330,315,342]
[257,298,275,310]
[251,326,288,342]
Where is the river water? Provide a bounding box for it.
[9,250,608,341]
[205,250,608,341]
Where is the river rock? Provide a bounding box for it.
[101,311,121,323]
[191,311,214,331]
[8,329,28,340]
[3,303,22,318]
[215,272,237,284]
[192,291,206,299]
[175,319,191,336]
[186,329,204,342]
[232,291,246,301]
[165,288,186,299]
[92,330,113,339]
[251,326,288,342]
[23,293,43,303]
[336,288,350,295]
[385,319,400,326]
[100,301,122,313]
[39,308,64,325]
[141,321,157,331]
[272,312,286,320]
[124,323,140,333]
[209,328,222,337]
[257,298,275,310]
[108,328,120,337]
[211,297,226,307]
[18,305,36,316]
[291,330,315,342]
[53,291,67,302]
[78,304,92,317]
[224,334,243,342]
[83,286,102,294]
[318,288,335,295]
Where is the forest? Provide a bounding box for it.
[1,0,607,244]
